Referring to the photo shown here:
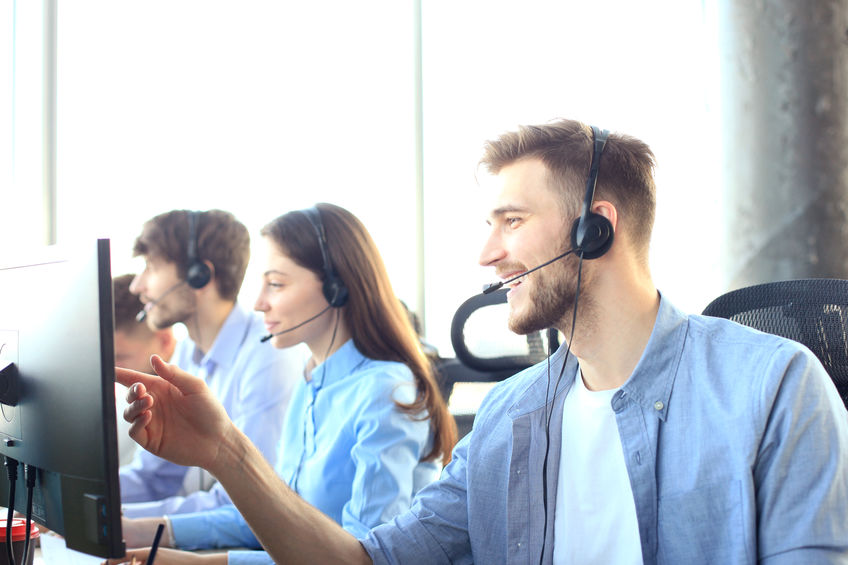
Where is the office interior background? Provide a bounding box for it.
[4,0,845,358]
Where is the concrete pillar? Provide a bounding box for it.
[717,0,848,289]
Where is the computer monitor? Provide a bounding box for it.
[0,239,125,558]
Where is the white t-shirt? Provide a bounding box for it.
[553,373,643,564]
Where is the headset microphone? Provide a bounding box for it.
[259,304,333,343]
[482,248,577,295]
[135,281,187,323]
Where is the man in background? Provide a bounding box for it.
[119,209,305,522]
[112,273,177,465]
[113,273,177,374]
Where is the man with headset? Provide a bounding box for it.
[118,209,307,527]
[115,122,848,563]
[112,273,177,466]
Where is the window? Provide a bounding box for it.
[7,0,722,356]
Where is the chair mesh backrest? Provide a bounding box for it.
[702,279,848,408]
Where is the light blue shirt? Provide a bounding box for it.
[170,339,440,565]
[362,293,848,564]
[120,303,306,517]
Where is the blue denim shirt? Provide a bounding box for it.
[362,294,848,564]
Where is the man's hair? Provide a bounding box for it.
[480,118,657,254]
[132,209,250,301]
[113,273,147,333]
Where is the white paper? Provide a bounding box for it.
[38,534,104,565]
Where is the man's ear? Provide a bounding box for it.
[154,328,177,361]
[592,200,618,233]
[203,259,215,280]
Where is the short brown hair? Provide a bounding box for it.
[480,118,657,253]
[113,273,147,333]
[261,204,457,465]
[132,209,250,301]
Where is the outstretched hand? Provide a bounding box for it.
[116,355,233,471]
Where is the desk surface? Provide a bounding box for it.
[33,543,231,563]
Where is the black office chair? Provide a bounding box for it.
[435,288,557,439]
[701,278,848,408]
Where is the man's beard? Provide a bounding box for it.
[149,285,196,330]
[508,258,582,335]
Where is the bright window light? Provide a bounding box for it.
[9,0,722,357]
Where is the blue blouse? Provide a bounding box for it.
[120,303,304,518]
[169,339,440,564]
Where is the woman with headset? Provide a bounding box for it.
[117,203,457,565]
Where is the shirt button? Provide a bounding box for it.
[516,469,521,475]
[517,542,522,548]
[611,391,625,412]
[654,401,664,411]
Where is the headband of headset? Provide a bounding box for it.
[302,207,349,307]
[186,211,212,289]
[569,125,613,260]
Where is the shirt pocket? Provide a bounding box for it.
[657,479,751,565]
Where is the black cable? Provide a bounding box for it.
[291,309,340,492]
[4,456,19,565]
[22,465,35,565]
[325,308,340,364]
[538,255,584,565]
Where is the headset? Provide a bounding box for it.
[185,210,212,289]
[302,207,349,308]
[483,126,613,295]
[135,211,210,323]
[570,125,613,260]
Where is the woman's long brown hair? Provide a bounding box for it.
[261,203,457,464]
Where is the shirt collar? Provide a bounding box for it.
[307,338,366,391]
[190,303,251,371]
[619,292,688,421]
[511,292,687,421]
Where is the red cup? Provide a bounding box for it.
[0,519,40,565]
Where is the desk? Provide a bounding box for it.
[36,536,105,564]
[33,544,232,564]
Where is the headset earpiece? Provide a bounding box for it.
[570,213,614,260]
[322,276,349,308]
[302,207,349,308]
[570,125,613,260]
[186,211,212,289]
[186,260,212,290]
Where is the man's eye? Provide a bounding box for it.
[506,217,521,227]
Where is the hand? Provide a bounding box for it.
[116,355,234,471]
[102,546,226,565]
[121,517,172,550]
